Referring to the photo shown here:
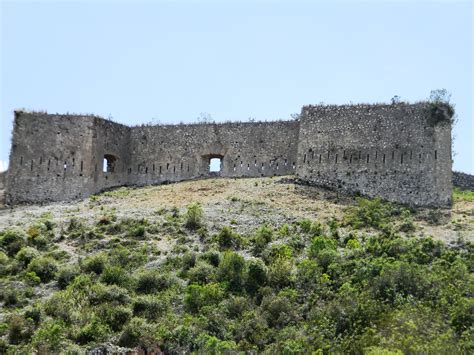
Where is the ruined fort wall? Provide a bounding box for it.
[91,118,131,191]
[6,112,97,203]
[5,112,132,204]
[4,102,453,207]
[128,120,299,185]
[296,103,452,206]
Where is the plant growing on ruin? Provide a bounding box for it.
[426,89,455,126]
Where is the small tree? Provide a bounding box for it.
[185,203,204,230]
[429,88,451,104]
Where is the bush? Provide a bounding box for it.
[8,314,34,345]
[184,283,225,313]
[118,317,151,348]
[57,265,79,289]
[246,259,268,295]
[82,253,108,274]
[217,251,246,292]
[0,228,27,257]
[263,244,293,264]
[133,295,166,321]
[224,296,251,319]
[187,261,216,284]
[25,271,41,285]
[23,306,41,325]
[101,265,130,287]
[31,320,66,353]
[309,236,337,257]
[100,305,133,332]
[216,226,241,250]
[196,334,237,352]
[200,250,220,267]
[27,257,58,283]
[253,226,273,255]
[135,270,173,294]
[268,257,296,289]
[15,247,39,268]
[77,318,110,344]
[185,203,204,230]
[261,293,298,328]
[344,198,399,230]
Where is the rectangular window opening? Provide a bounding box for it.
[210,158,222,172]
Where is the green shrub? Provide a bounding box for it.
[118,317,151,348]
[217,251,246,292]
[261,293,298,328]
[298,219,312,233]
[135,270,173,294]
[27,257,58,283]
[3,289,20,307]
[23,306,41,325]
[101,265,130,286]
[184,283,225,313]
[31,320,66,353]
[196,334,237,352]
[91,284,131,305]
[15,247,39,268]
[224,296,251,319]
[0,228,27,256]
[371,262,429,304]
[100,305,133,332]
[187,261,216,284]
[245,258,268,295]
[268,257,296,289]
[133,295,166,321]
[8,314,34,345]
[200,250,220,267]
[216,226,241,250]
[309,236,337,257]
[315,248,338,271]
[77,318,109,344]
[57,265,79,289]
[344,198,397,230]
[263,244,293,264]
[277,223,291,237]
[182,251,197,270]
[82,253,108,274]
[25,271,41,285]
[185,203,204,230]
[253,226,273,255]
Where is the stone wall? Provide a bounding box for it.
[453,171,474,191]
[0,171,5,190]
[5,102,453,206]
[128,121,299,186]
[296,103,452,207]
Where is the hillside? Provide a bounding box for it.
[0,177,473,353]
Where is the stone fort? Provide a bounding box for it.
[4,101,453,207]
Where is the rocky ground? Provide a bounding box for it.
[0,176,472,243]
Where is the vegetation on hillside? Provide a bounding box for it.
[0,182,472,353]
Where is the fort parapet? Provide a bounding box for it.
[4,102,453,207]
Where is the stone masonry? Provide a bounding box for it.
[4,102,453,207]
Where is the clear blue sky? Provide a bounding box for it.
[1,0,472,173]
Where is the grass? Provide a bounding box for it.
[453,187,474,202]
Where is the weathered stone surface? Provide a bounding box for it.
[297,103,453,207]
[453,171,474,191]
[5,102,453,207]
